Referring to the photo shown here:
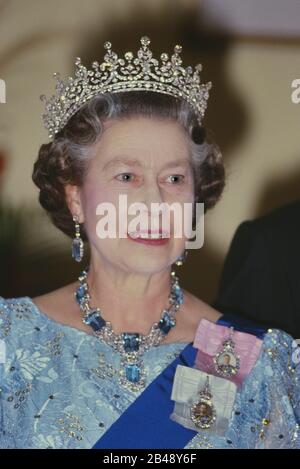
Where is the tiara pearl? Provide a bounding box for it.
[40,36,212,140]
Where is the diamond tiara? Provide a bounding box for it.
[40,36,212,140]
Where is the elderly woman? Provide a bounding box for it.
[0,37,299,449]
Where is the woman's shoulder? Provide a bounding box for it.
[31,282,76,322]
[0,294,37,321]
[0,295,46,340]
[31,282,96,335]
[0,282,96,343]
[260,326,298,369]
[0,289,75,342]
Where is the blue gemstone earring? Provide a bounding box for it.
[175,249,188,266]
[71,214,84,262]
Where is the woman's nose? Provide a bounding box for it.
[141,180,164,209]
[129,180,172,232]
[139,180,168,222]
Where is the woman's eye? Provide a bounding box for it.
[114,173,185,184]
[115,173,134,182]
[166,175,185,184]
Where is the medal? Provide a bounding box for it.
[190,375,216,429]
[213,326,240,378]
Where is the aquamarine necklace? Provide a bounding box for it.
[75,266,184,392]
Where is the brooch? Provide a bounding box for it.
[190,375,216,429]
[213,327,240,378]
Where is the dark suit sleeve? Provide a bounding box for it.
[212,219,294,333]
[215,220,256,301]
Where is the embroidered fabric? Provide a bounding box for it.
[0,296,299,449]
[0,296,188,449]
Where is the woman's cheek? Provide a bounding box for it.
[83,186,125,243]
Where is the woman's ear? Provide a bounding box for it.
[65,184,84,222]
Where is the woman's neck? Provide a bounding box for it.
[86,259,174,334]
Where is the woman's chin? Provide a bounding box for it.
[123,253,172,274]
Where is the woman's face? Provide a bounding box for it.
[78,116,195,274]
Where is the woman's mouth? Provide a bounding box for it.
[127,230,170,246]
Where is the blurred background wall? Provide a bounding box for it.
[0,0,299,302]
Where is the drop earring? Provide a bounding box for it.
[72,214,84,262]
[175,249,188,266]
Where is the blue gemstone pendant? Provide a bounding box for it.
[125,363,141,382]
[119,353,146,391]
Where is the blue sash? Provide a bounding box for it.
[92,314,267,449]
